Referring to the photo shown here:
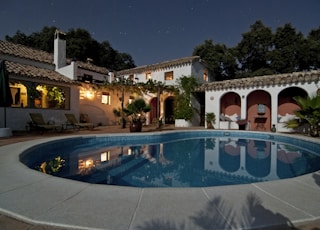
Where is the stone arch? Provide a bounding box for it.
[276,87,308,132]
[247,90,271,131]
[164,96,175,124]
[278,87,308,116]
[220,92,241,118]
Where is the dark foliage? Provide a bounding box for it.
[5,26,135,71]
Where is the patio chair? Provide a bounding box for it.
[29,113,62,133]
[65,113,94,130]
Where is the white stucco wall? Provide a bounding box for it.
[205,81,319,130]
[56,62,77,80]
[122,61,207,86]
[1,85,80,131]
[128,65,192,85]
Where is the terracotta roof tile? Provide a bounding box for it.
[116,56,201,75]
[0,40,110,74]
[0,40,53,64]
[75,60,109,74]
[195,71,320,92]
[6,61,77,84]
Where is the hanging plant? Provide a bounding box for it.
[28,84,41,99]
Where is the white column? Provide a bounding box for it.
[241,94,247,119]
[271,89,279,129]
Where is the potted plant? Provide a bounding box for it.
[123,98,151,132]
[27,84,42,108]
[285,95,320,137]
[173,76,198,127]
[47,86,64,109]
[236,119,247,130]
[205,112,216,129]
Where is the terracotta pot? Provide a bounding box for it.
[129,121,142,132]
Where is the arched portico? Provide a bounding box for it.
[277,87,308,132]
[198,70,320,132]
[247,90,271,131]
[164,96,175,124]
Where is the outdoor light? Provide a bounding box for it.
[85,159,93,168]
[85,91,94,99]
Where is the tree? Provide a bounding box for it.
[269,23,304,73]
[193,40,237,80]
[235,20,274,77]
[299,27,320,70]
[67,28,96,61]
[5,26,135,71]
[123,98,151,132]
[6,27,58,52]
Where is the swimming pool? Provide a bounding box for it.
[20,130,320,188]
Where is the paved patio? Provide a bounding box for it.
[0,125,320,230]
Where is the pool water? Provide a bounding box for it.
[20,131,320,188]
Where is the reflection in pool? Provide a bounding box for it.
[21,134,320,188]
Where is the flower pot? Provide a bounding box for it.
[0,128,12,137]
[237,120,247,130]
[175,119,191,127]
[207,122,214,129]
[130,121,142,132]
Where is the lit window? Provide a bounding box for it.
[102,92,111,105]
[26,83,69,109]
[9,82,27,108]
[146,72,151,80]
[164,71,174,80]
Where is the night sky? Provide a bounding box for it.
[1,0,319,66]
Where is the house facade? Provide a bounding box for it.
[53,30,119,126]
[54,30,213,127]
[0,31,119,131]
[116,56,211,125]
[0,40,80,131]
[0,31,211,131]
[196,71,320,132]
[2,29,319,133]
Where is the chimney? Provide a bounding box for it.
[54,30,66,70]
[86,58,93,64]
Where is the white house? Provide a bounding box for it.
[0,30,212,131]
[0,30,116,131]
[0,40,79,131]
[196,71,320,132]
[3,29,318,133]
[116,56,211,125]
